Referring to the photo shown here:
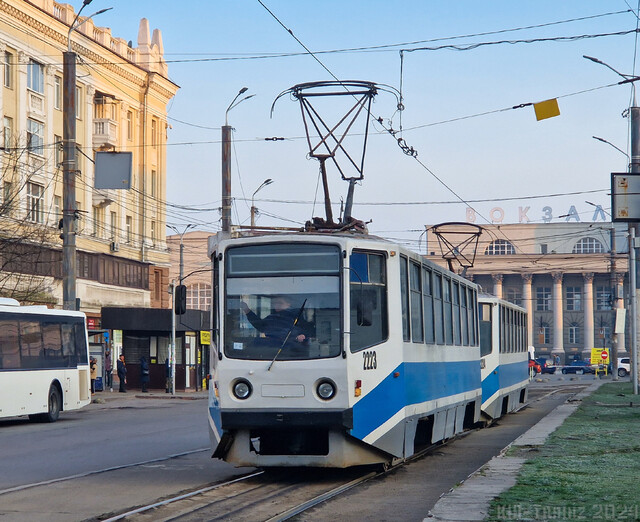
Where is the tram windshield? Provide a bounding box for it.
[224,243,342,360]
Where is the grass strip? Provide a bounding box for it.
[486,382,640,521]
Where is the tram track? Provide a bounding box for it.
[94,381,589,522]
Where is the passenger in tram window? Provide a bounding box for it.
[240,295,314,347]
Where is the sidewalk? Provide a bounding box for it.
[426,380,606,522]
[88,388,208,409]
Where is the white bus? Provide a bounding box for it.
[0,298,91,422]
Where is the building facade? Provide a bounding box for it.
[0,1,178,324]
[425,222,629,363]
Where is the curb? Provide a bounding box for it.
[425,380,604,521]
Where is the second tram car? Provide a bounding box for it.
[208,233,528,468]
[478,295,529,420]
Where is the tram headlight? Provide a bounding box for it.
[232,379,252,400]
[316,379,336,400]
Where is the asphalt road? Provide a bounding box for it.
[0,379,593,521]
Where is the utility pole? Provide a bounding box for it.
[221,87,253,234]
[62,48,77,311]
[631,98,640,394]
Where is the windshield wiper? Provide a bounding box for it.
[267,299,307,371]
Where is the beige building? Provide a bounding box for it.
[0,0,178,323]
[425,222,629,363]
[167,230,214,311]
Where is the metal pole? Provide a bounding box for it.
[611,227,619,380]
[62,50,77,310]
[170,281,176,395]
[631,228,638,395]
[221,125,232,233]
[632,101,640,393]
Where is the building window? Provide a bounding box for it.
[26,182,44,223]
[4,50,13,88]
[151,118,157,148]
[92,206,103,237]
[573,237,605,254]
[151,220,156,244]
[125,215,132,243]
[596,286,612,310]
[568,323,580,344]
[536,287,551,311]
[54,135,62,167]
[54,76,62,110]
[127,110,133,140]
[3,116,12,150]
[27,118,44,155]
[186,282,211,311]
[2,182,14,214]
[76,143,83,176]
[110,211,117,239]
[27,59,44,93]
[54,195,61,223]
[538,323,551,345]
[75,86,82,119]
[484,239,516,255]
[566,286,582,311]
[151,170,157,198]
[505,288,522,307]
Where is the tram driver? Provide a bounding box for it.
[240,295,314,349]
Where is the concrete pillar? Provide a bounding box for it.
[522,273,534,348]
[583,272,595,360]
[551,272,564,359]
[492,274,503,299]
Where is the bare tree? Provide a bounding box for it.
[0,135,62,305]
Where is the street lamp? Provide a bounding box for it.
[221,88,255,234]
[592,136,630,162]
[62,1,111,311]
[251,179,273,227]
[167,224,196,395]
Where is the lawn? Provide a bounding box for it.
[486,382,640,521]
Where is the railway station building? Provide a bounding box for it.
[425,222,630,364]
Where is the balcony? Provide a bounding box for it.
[93,119,118,148]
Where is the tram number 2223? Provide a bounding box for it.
[363,350,377,370]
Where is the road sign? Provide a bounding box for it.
[601,350,609,360]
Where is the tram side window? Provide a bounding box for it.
[423,268,435,344]
[350,251,388,352]
[452,281,461,345]
[468,288,477,345]
[433,273,444,344]
[443,278,453,345]
[399,256,410,342]
[410,261,423,343]
[479,303,492,357]
[0,318,20,369]
[460,285,469,345]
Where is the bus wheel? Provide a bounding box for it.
[43,386,61,422]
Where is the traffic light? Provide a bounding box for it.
[175,284,187,315]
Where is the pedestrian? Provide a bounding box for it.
[140,356,150,393]
[165,358,172,393]
[105,348,113,391]
[90,357,97,394]
[117,354,127,393]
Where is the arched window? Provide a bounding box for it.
[572,237,604,254]
[484,239,516,255]
[186,282,211,311]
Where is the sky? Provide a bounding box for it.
[91,0,638,251]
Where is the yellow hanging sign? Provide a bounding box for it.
[533,98,560,121]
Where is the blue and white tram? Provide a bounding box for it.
[478,295,529,420]
[208,233,485,468]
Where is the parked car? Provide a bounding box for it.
[617,357,631,377]
[536,357,556,374]
[529,359,542,375]
[561,360,596,375]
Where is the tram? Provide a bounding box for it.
[207,232,504,468]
